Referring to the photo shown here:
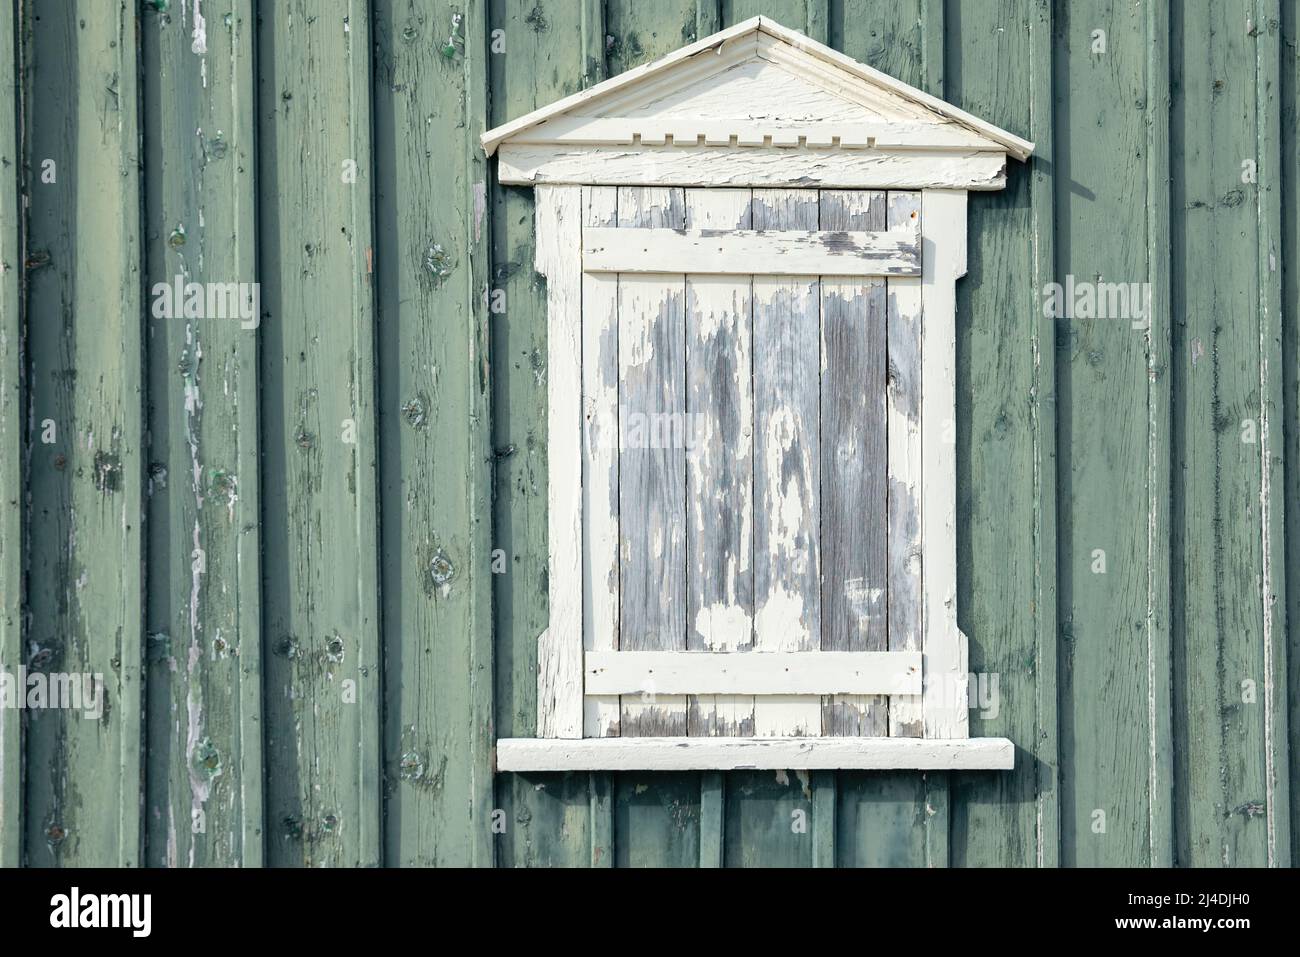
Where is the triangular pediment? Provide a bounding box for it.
[482,16,1033,161]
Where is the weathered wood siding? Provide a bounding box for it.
[0,0,1295,867]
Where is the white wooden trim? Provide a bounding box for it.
[497,144,1008,191]
[510,117,999,152]
[534,185,584,739]
[584,651,921,696]
[582,226,920,277]
[885,192,925,737]
[580,186,621,738]
[920,189,969,739]
[496,736,1015,771]
[480,16,1034,161]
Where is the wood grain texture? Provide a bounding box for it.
[819,189,888,738]
[23,0,144,868]
[919,188,967,740]
[683,187,756,738]
[942,0,1044,869]
[583,224,920,276]
[617,186,689,737]
[498,735,1015,771]
[489,0,604,868]
[257,0,381,867]
[751,188,821,737]
[831,0,942,869]
[497,144,1009,191]
[885,191,924,738]
[534,185,584,739]
[1055,0,1158,867]
[1282,0,1300,869]
[1170,0,1283,867]
[582,185,621,739]
[374,0,495,865]
[585,651,921,695]
[0,0,21,868]
[141,0,263,868]
[1,0,1297,871]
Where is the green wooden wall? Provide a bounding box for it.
[0,0,1295,867]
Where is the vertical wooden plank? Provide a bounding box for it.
[885,191,924,738]
[698,771,724,867]
[23,0,143,868]
[751,188,821,738]
[607,0,720,76]
[920,188,967,740]
[1282,0,1300,869]
[0,0,22,869]
[829,0,936,870]
[615,771,700,867]
[141,0,263,869]
[1171,0,1283,868]
[490,0,602,870]
[819,189,887,738]
[1027,0,1061,869]
[617,185,688,737]
[1056,0,1159,867]
[257,0,381,867]
[582,186,620,739]
[811,770,836,866]
[723,770,814,866]
[589,771,614,866]
[835,772,928,866]
[943,0,1049,869]
[1142,0,1175,868]
[1251,0,1291,868]
[828,0,925,90]
[533,185,583,740]
[374,0,494,865]
[683,187,754,739]
[722,0,828,43]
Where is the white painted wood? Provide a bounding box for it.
[480,16,1034,161]
[581,186,621,738]
[583,225,920,277]
[920,189,969,739]
[585,651,921,696]
[496,735,1016,772]
[512,116,996,152]
[683,188,755,739]
[497,144,1008,191]
[535,185,585,738]
[616,187,690,737]
[751,189,821,738]
[886,192,925,737]
[818,190,888,738]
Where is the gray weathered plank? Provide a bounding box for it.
[684,188,755,738]
[885,191,924,738]
[617,186,689,737]
[751,188,821,736]
[819,189,887,738]
[257,0,381,867]
[141,0,264,869]
[23,0,144,867]
[582,186,621,739]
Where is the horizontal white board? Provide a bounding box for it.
[583,226,920,276]
[496,144,1009,190]
[496,736,1016,771]
[584,651,920,695]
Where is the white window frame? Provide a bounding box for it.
[483,16,1032,772]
